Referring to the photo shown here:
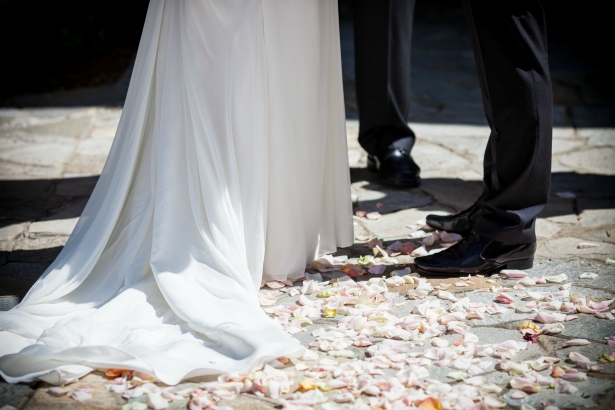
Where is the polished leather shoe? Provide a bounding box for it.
[367,147,421,188]
[414,232,536,275]
[426,204,483,236]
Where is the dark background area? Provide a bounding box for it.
[0,0,612,108]
[0,0,150,101]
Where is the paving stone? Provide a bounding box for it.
[410,123,491,139]
[580,127,615,148]
[416,134,489,162]
[0,195,66,225]
[0,224,25,252]
[558,147,615,176]
[28,218,78,237]
[540,237,615,261]
[556,343,615,375]
[90,126,118,139]
[556,313,615,342]
[13,237,69,251]
[63,154,107,177]
[91,109,122,129]
[75,138,113,157]
[0,162,64,180]
[550,160,575,173]
[352,220,373,241]
[419,178,484,212]
[536,218,562,239]
[578,199,615,227]
[0,263,48,297]
[0,382,36,409]
[24,373,124,410]
[463,290,534,327]
[217,394,278,410]
[351,180,432,214]
[552,126,577,139]
[44,198,88,221]
[550,173,615,200]
[347,148,363,168]
[505,375,615,409]
[0,134,76,168]
[20,116,92,139]
[0,296,19,311]
[523,259,615,292]
[552,138,586,155]
[357,206,450,240]
[54,177,98,197]
[27,108,91,119]
[7,247,63,264]
[569,225,615,246]
[539,197,577,222]
[413,141,477,175]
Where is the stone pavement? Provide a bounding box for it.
[1,3,615,410]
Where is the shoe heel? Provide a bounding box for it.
[506,257,533,270]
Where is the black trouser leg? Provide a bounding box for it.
[463,0,553,244]
[354,0,415,157]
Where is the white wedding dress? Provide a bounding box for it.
[0,0,352,385]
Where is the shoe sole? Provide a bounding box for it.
[414,256,534,276]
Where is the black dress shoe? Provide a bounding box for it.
[426,204,483,236]
[367,147,421,188]
[414,232,536,275]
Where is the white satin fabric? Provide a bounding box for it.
[0,0,352,385]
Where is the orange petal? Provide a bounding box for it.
[105,368,124,378]
[299,378,318,392]
[417,397,442,410]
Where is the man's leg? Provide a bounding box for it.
[465,0,552,244]
[416,0,552,274]
[354,0,420,187]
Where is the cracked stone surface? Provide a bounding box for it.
[1,2,615,409]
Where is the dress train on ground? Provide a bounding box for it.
[0,0,352,385]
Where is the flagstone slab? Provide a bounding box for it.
[506,375,615,410]
[0,382,36,410]
[0,263,48,298]
[0,134,76,168]
[580,127,615,148]
[579,199,615,227]
[541,237,615,261]
[28,218,78,237]
[0,224,25,252]
[556,343,615,375]
[351,180,432,214]
[558,147,615,176]
[24,373,124,410]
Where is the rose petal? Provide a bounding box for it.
[565,339,591,346]
[70,391,93,402]
[545,273,568,283]
[48,387,69,397]
[501,270,528,278]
